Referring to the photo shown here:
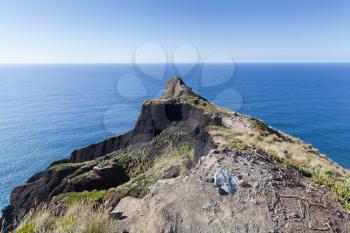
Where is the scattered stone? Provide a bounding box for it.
[288,212,300,219]
[202,204,211,211]
[242,172,250,177]
[206,177,215,183]
[248,157,257,163]
[214,167,238,195]
[211,112,220,120]
[110,211,124,220]
[222,147,231,153]
[249,198,257,204]
[209,149,220,155]
[218,187,229,195]
[238,180,250,188]
[252,182,260,189]
[267,202,274,212]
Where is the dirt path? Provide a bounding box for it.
[113,148,350,233]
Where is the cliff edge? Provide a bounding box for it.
[1,77,350,233]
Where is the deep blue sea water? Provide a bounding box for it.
[1,63,350,210]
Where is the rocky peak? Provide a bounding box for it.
[2,76,350,233]
[161,76,206,101]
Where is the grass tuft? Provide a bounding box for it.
[250,118,272,133]
[126,143,193,197]
[49,162,83,171]
[207,123,350,211]
[15,202,114,233]
[53,190,109,206]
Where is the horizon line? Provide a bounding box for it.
[1,62,350,65]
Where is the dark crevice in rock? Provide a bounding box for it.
[165,104,183,121]
[66,167,130,193]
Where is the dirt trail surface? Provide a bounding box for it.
[113,148,350,233]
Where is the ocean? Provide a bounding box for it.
[0,63,350,210]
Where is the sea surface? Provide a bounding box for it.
[1,63,350,210]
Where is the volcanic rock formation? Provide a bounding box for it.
[2,77,350,233]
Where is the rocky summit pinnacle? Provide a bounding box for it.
[161,76,206,100]
[2,77,350,233]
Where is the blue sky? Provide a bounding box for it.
[0,0,349,63]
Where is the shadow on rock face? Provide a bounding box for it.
[68,166,130,192]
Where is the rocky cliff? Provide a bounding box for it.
[1,77,350,233]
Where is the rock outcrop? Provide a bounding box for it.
[114,148,350,233]
[2,76,350,233]
[0,77,215,231]
[161,76,206,101]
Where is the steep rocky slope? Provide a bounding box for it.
[1,77,350,233]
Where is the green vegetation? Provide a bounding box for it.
[127,174,155,197]
[146,95,232,118]
[53,190,109,206]
[324,167,341,178]
[126,143,192,197]
[115,153,128,167]
[250,140,350,211]
[49,162,83,171]
[12,89,350,232]
[70,171,90,181]
[207,125,250,150]
[250,118,272,133]
[219,120,349,183]
[280,157,312,177]
[270,148,350,210]
[187,96,231,115]
[17,222,35,233]
[15,202,114,233]
[207,123,350,211]
[53,142,192,207]
[119,130,190,179]
[312,174,350,209]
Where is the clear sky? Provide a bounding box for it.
[0,0,349,63]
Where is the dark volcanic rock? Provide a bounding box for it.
[1,164,81,230]
[65,166,130,192]
[0,77,215,232]
[2,76,350,233]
